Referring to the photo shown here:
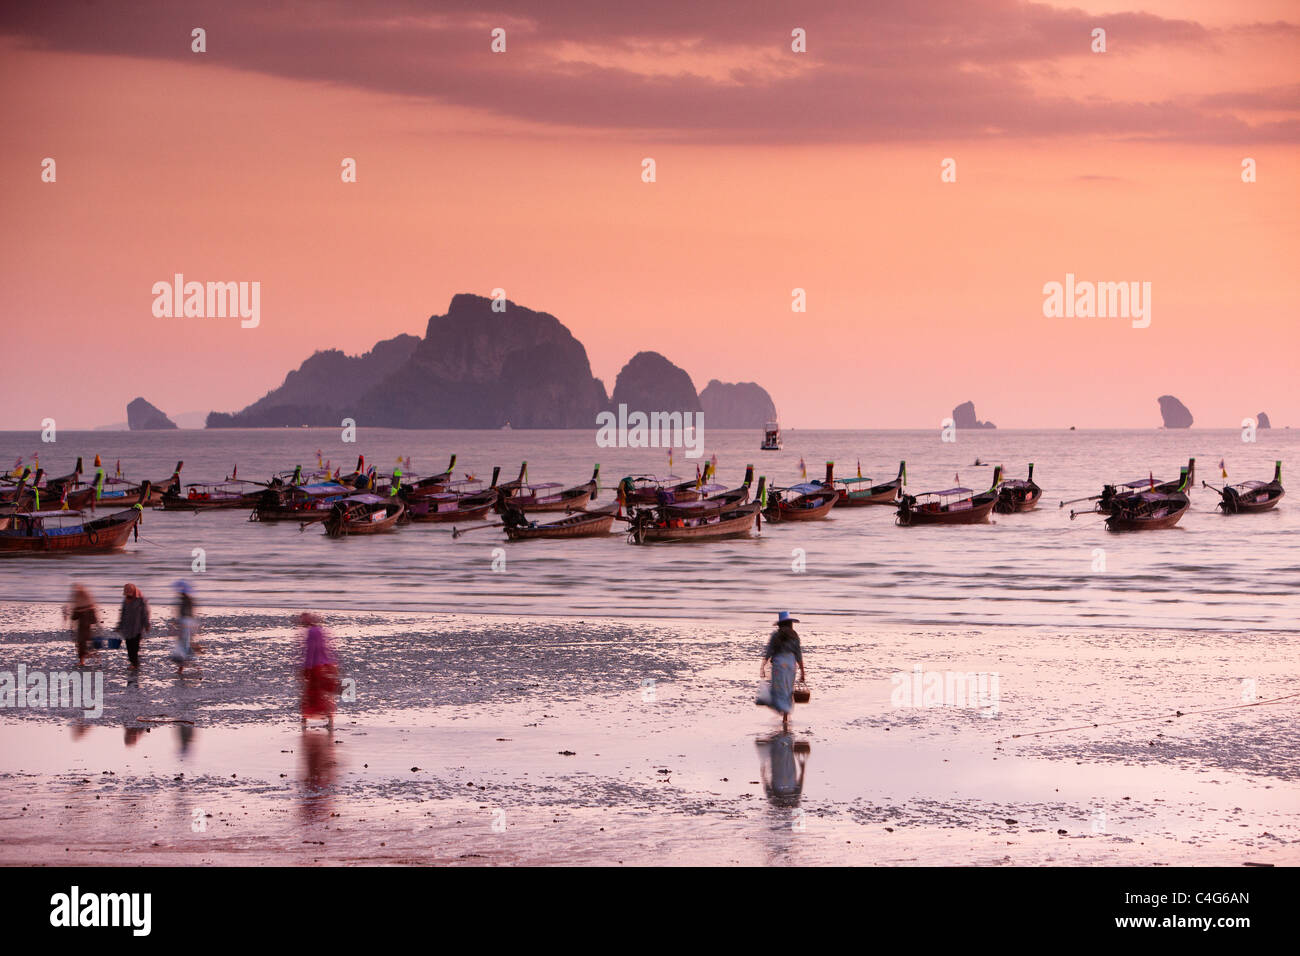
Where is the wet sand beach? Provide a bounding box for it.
[1,603,1295,866]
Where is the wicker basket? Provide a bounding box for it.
[792,680,811,704]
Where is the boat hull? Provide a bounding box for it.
[324,502,405,537]
[897,498,996,526]
[1105,500,1189,531]
[631,508,758,542]
[504,511,616,540]
[0,509,141,554]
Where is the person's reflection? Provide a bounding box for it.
[174,722,196,758]
[69,718,90,741]
[755,732,810,808]
[123,722,147,747]
[298,730,336,825]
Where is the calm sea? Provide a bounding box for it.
[1,428,1295,631]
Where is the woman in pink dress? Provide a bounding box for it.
[299,613,339,730]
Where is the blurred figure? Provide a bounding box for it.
[758,611,806,731]
[299,613,339,731]
[116,583,150,669]
[64,583,98,667]
[755,732,811,808]
[168,580,197,675]
[298,730,337,825]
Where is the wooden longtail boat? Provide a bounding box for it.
[618,473,713,506]
[896,467,1002,526]
[0,469,42,513]
[373,454,457,498]
[994,463,1042,513]
[627,478,766,543]
[0,484,149,554]
[657,465,752,518]
[1104,470,1190,531]
[160,478,265,511]
[404,467,501,522]
[763,464,838,521]
[322,494,405,537]
[1060,458,1194,514]
[43,457,84,495]
[834,461,906,506]
[500,502,619,540]
[1204,461,1284,514]
[499,464,601,513]
[251,481,351,522]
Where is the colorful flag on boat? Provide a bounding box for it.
[94,454,102,468]
[115,459,121,478]
[1149,471,1154,489]
[799,457,807,480]
[1219,458,1227,478]
[668,448,673,469]
[857,459,862,479]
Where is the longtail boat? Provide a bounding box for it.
[42,457,84,495]
[161,477,265,511]
[657,465,752,517]
[0,484,149,554]
[373,454,457,498]
[1103,469,1190,531]
[1204,461,1284,514]
[322,494,405,537]
[834,461,906,506]
[499,501,619,540]
[627,478,766,543]
[499,463,601,513]
[896,467,1002,526]
[404,467,501,522]
[1060,458,1194,514]
[0,469,41,513]
[763,464,837,521]
[994,463,1042,513]
[251,481,352,522]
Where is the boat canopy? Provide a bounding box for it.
[837,476,878,486]
[298,482,349,496]
[341,493,389,505]
[786,482,828,495]
[515,482,564,493]
[919,487,972,497]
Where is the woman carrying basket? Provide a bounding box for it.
[758,611,806,731]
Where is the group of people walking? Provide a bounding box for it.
[63,581,339,729]
[64,580,195,672]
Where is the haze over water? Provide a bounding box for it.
[2,428,1295,631]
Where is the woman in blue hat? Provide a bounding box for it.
[759,611,806,730]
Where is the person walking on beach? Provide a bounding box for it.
[169,580,197,675]
[299,613,339,731]
[116,582,150,669]
[758,611,806,731]
[64,584,98,667]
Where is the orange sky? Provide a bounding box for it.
[1,1,1297,429]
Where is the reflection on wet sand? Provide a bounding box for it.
[175,722,195,758]
[756,732,810,808]
[298,730,337,826]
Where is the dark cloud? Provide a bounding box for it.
[2,0,1295,142]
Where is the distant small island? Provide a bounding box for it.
[127,397,178,430]
[1157,395,1193,428]
[953,400,995,429]
[1257,411,1271,429]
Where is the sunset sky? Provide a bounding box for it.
[1,0,1297,430]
